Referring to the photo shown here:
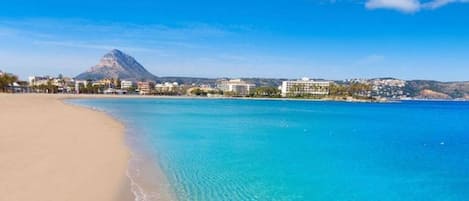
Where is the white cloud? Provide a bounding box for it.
[366,0,421,12]
[424,0,454,9]
[422,0,469,9]
[32,40,163,54]
[0,18,253,61]
[365,0,469,12]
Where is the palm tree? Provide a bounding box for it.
[0,73,18,93]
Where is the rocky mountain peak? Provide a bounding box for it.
[75,49,156,81]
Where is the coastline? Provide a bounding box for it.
[2,93,467,201]
[13,92,468,103]
[50,93,387,103]
[67,96,176,201]
[60,93,468,102]
[0,94,133,201]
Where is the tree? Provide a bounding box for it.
[348,83,372,98]
[0,72,18,93]
[329,83,347,96]
[251,87,281,97]
[190,88,207,96]
[127,86,137,94]
[116,78,122,89]
[46,80,58,93]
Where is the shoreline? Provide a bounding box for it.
[0,94,133,201]
[58,93,468,102]
[46,93,387,103]
[124,128,176,201]
[67,97,176,201]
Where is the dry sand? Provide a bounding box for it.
[0,94,133,201]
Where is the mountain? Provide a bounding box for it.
[404,80,469,99]
[75,49,156,81]
[417,89,451,99]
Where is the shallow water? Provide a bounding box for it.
[70,99,469,201]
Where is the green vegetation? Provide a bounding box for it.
[190,88,208,96]
[126,86,137,93]
[77,80,103,94]
[285,84,326,99]
[222,91,240,97]
[189,88,223,96]
[329,83,348,96]
[116,78,121,89]
[0,72,19,93]
[153,90,180,96]
[281,82,373,100]
[327,83,373,100]
[249,87,281,98]
[348,83,372,98]
[222,83,375,100]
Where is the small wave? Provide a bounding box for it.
[127,167,148,201]
[125,133,176,201]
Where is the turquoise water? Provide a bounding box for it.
[70,99,469,201]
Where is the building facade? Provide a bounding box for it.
[370,79,407,99]
[28,76,51,86]
[75,80,89,94]
[216,79,255,96]
[29,76,75,93]
[137,81,155,95]
[120,80,134,89]
[155,82,179,93]
[281,78,330,97]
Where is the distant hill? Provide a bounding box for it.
[75,49,156,81]
[241,78,287,87]
[156,77,218,86]
[73,51,469,99]
[154,77,469,99]
[156,77,287,87]
[405,80,469,99]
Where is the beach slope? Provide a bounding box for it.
[0,94,131,201]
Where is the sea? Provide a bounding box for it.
[68,98,469,201]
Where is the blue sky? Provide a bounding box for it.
[1,0,469,81]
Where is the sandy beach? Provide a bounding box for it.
[0,94,132,201]
[0,92,380,201]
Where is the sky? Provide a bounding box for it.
[0,0,468,81]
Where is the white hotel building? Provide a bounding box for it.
[120,80,134,89]
[281,78,330,97]
[217,79,256,96]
